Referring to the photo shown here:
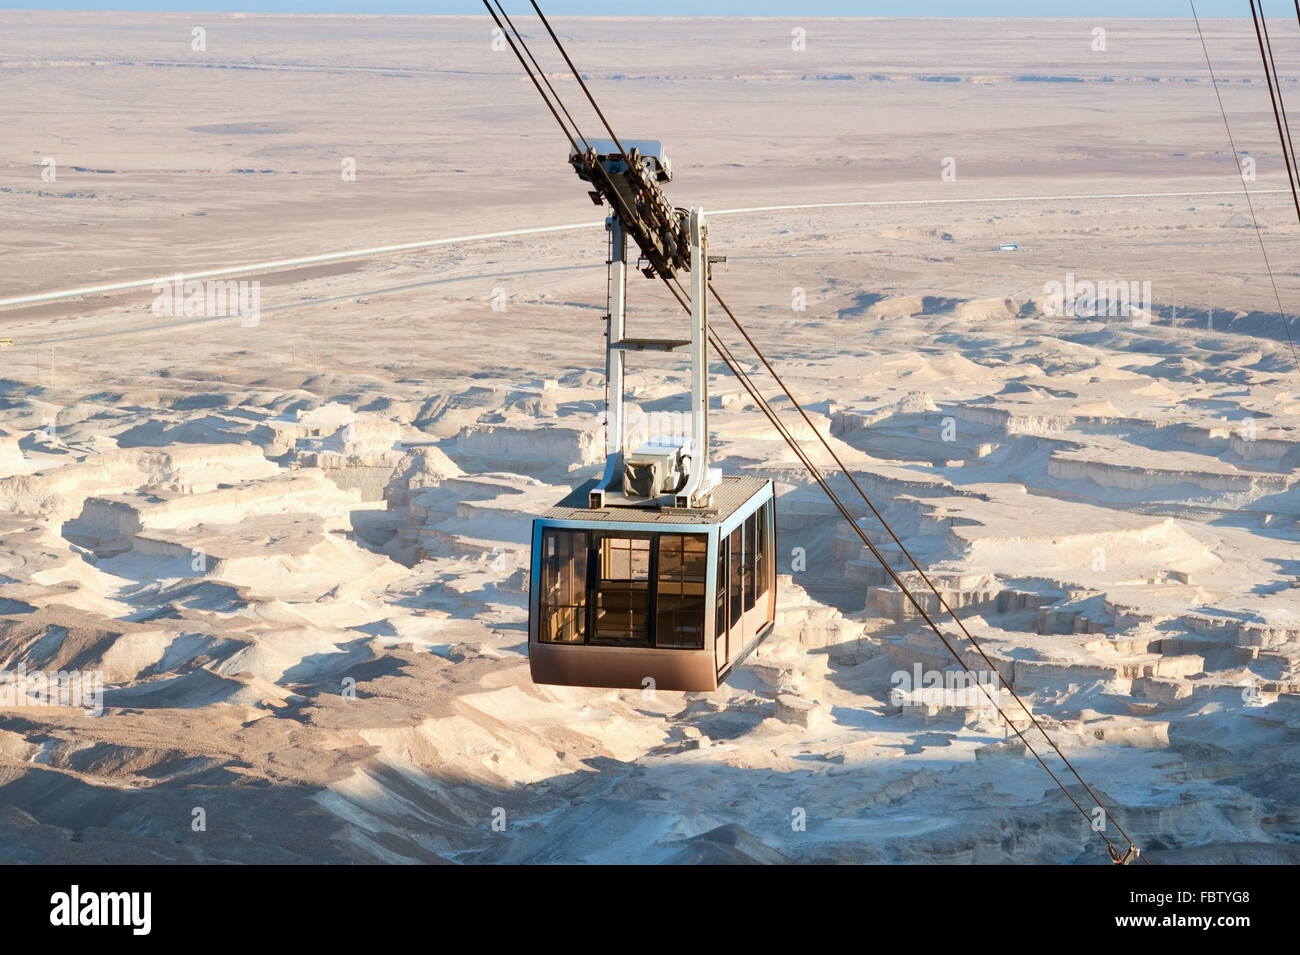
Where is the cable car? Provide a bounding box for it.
[530,475,775,692]
[527,150,777,691]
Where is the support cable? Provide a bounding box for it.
[490,1,591,154]
[660,274,1143,862]
[528,0,639,174]
[1191,1,1300,371]
[1250,0,1300,220]
[505,0,1149,863]
[1257,2,1300,194]
[480,1,582,159]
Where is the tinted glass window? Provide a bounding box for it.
[539,530,587,644]
[744,511,757,612]
[715,533,727,652]
[655,534,707,649]
[729,526,743,627]
[592,535,652,646]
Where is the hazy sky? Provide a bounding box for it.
[0,1,1256,15]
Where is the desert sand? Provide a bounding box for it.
[0,12,1297,863]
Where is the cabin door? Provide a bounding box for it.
[714,533,728,672]
[727,524,745,662]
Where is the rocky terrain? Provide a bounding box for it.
[0,13,1296,863]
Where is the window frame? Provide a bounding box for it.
[743,510,758,612]
[653,533,708,649]
[755,500,770,601]
[589,532,655,647]
[538,528,589,645]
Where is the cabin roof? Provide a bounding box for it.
[542,475,770,526]
[568,138,671,181]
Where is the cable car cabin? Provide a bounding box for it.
[529,476,776,692]
[525,195,769,691]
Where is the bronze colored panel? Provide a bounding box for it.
[530,643,719,692]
